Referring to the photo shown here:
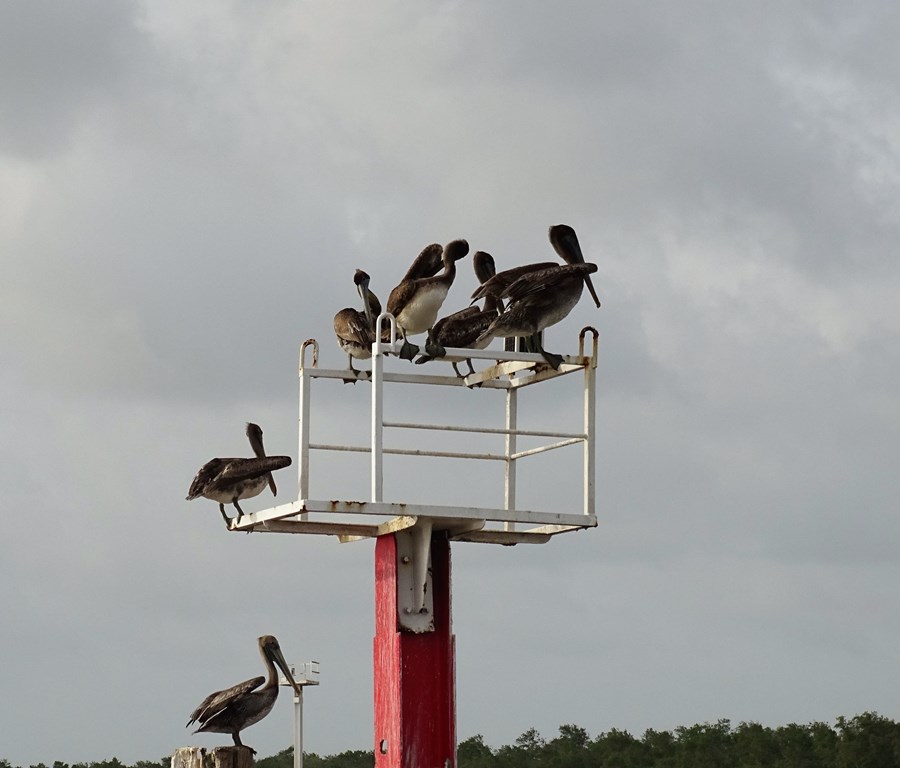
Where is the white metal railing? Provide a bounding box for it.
[289,319,599,535]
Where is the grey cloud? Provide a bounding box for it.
[0,1,151,157]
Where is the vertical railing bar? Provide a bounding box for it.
[584,345,596,517]
[298,344,316,521]
[504,386,518,532]
[372,313,396,503]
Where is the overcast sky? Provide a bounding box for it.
[2,1,899,764]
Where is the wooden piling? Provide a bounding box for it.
[171,746,254,768]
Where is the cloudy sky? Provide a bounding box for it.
[2,0,899,763]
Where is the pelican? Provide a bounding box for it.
[187,635,302,754]
[385,239,469,360]
[186,423,291,524]
[475,225,600,369]
[333,269,381,374]
[472,225,601,309]
[415,251,501,376]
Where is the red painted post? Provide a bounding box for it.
[374,531,455,768]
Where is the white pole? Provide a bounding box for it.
[293,687,304,768]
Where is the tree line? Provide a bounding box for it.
[4,712,899,768]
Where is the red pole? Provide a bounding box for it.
[374,531,455,768]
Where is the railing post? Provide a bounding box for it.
[504,388,518,531]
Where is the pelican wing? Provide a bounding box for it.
[433,306,481,334]
[187,676,265,728]
[501,263,597,303]
[433,307,491,347]
[401,243,444,281]
[335,309,375,347]
[471,262,557,301]
[186,458,231,500]
[385,279,421,318]
[212,456,291,485]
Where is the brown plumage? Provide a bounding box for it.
[187,635,302,754]
[186,423,291,524]
[475,225,600,369]
[385,239,470,359]
[400,242,444,281]
[415,251,501,375]
[471,224,601,310]
[333,269,382,372]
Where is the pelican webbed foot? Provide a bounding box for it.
[527,332,563,370]
[398,339,420,360]
[539,350,564,370]
[219,504,232,524]
[423,339,447,359]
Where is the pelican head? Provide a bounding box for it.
[260,635,302,697]
[549,224,601,308]
[353,269,375,327]
[443,239,470,264]
[472,251,496,283]
[246,422,278,496]
[246,423,265,456]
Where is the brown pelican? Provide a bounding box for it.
[385,239,469,359]
[333,269,381,373]
[186,423,291,524]
[475,225,600,369]
[471,225,601,309]
[187,635,302,754]
[415,251,501,376]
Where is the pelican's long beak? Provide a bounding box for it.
[358,276,374,330]
[552,228,601,308]
[584,273,601,308]
[270,642,303,697]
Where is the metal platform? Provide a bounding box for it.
[231,320,600,545]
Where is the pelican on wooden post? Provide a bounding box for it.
[186,423,292,525]
[187,635,302,754]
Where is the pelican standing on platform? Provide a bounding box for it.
[333,269,381,373]
[415,251,501,376]
[385,238,469,360]
[475,225,601,370]
[186,423,292,524]
[187,635,302,754]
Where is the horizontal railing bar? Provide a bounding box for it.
[310,443,506,461]
[384,447,506,461]
[509,438,584,460]
[310,443,369,453]
[383,421,586,440]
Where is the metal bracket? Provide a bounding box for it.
[395,519,434,633]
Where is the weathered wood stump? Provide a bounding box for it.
[171,746,254,768]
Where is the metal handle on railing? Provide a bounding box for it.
[578,326,599,367]
[300,338,319,370]
[375,311,398,350]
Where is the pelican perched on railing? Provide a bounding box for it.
[187,635,302,754]
[333,269,381,374]
[186,423,291,524]
[385,238,469,359]
[475,225,601,369]
[415,251,501,376]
